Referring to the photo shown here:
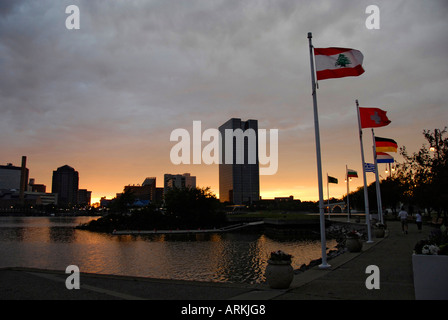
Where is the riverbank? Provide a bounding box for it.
[0,220,431,302]
[75,211,321,233]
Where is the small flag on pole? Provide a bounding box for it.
[314,47,365,81]
[364,163,376,173]
[347,169,358,178]
[328,176,338,184]
[377,152,394,163]
[359,107,391,128]
[375,137,398,153]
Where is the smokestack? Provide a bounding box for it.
[19,156,27,206]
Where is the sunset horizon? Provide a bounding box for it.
[1,1,446,207]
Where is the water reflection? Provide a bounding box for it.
[0,216,337,284]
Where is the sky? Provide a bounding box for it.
[1,0,447,204]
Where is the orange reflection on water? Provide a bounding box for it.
[0,217,339,284]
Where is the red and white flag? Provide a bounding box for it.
[359,107,391,128]
[314,47,365,81]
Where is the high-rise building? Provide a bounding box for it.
[219,118,260,204]
[0,162,28,190]
[142,177,157,201]
[77,189,92,206]
[164,173,196,194]
[52,165,79,207]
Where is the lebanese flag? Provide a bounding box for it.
[376,152,394,163]
[314,47,365,81]
[359,107,391,128]
[375,137,398,153]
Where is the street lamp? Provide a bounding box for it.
[429,129,441,158]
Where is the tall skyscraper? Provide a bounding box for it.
[219,118,260,204]
[52,165,79,207]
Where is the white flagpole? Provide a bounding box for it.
[308,32,330,268]
[371,129,384,224]
[346,165,350,222]
[327,173,331,220]
[356,99,373,243]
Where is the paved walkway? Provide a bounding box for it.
[0,220,432,301]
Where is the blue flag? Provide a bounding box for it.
[364,163,375,173]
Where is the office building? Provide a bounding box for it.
[122,177,157,202]
[77,189,92,206]
[219,118,260,204]
[0,157,59,208]
[52,165,79,207]
[142,177,157,201]
[164,173,196,194]
[29,178,46,193]
[0,162,28,190]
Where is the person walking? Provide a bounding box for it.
[398,207,409,234]
[416,211,423,232]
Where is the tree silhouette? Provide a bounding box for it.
[399,127,448,222]
[164,186,224,228]
[110,188,135,213]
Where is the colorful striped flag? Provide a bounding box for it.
[364,163,375,173]
[375,137,398,153]
[314,47,365,81]
[347,169,358,178]
[377,152,394,163]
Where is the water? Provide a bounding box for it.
[0,216,337,284]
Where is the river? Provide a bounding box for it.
[0,216,337,284]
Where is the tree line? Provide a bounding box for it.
[345,128,447,222]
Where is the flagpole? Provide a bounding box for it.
[327,173,331,220]
[346,165,350,222]
[308,32,330,269]
[356,99,373,243]
[372,129,384,224]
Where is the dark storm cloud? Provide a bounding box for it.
[1,1,447,133]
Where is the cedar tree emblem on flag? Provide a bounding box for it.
[335,54,351,67]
